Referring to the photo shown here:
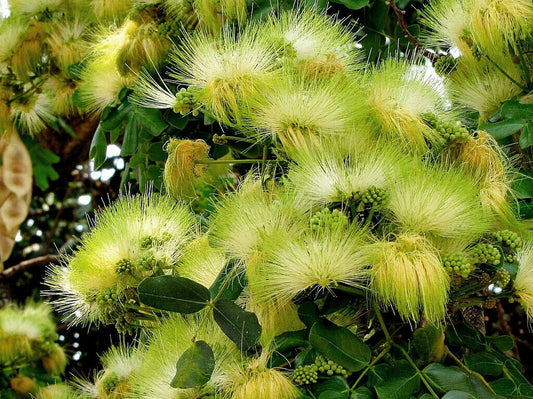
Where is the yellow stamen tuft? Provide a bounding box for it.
[363,233,450,323]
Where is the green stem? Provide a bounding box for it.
[335,284,367,297]
[195,159,263,165]
[124,302,165,316]
[220,134,257,144]
[351,345,390,390]
[393,344,439,398]
[372,302,392,343]
[485,55,528,92]
[516,45,533,90]
[372,304,439,398]
[120,161,130,194]
[210,263,241,305]
[7,79,45,105]
[261,144,268,177]
[363,206,376,230]
[445,347,497,394]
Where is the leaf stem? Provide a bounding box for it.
[485,55,528,92]
[219,134,257,144]
[516,45,533,90]
[334,284,367,297]
[120,161,130,194]
[351,344,390,390]
[261,144,268,177]
[444,347,497,394]
[373,303,439,398]
[393,343,439,398]
[195,159,263,165]
[372,302,392,343]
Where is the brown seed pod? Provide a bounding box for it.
[0,129,32,269]
[2,130,33,197]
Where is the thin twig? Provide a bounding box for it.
[496,300,520,361]
[1,255,58,279]
[387,0,441,62]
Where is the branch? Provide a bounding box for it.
[387,0,441,62]
[1,255,58,279]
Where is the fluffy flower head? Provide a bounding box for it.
[169,25,280,125]
[45,193,196,325]
[363,234,450,323]
[264,8,361,77]
[515,241,533,320]
[387,161,488,240]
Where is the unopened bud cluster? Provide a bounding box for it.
[471,243,501,266]
[424,113,470,144]
[315,356,349,378]
[173,87,200,116]
[490,230,522,264]
[361,186,388,207]
[292,364,318,385]
[493,268,511,288]
[310,208,349,232]
[442,253,474,279]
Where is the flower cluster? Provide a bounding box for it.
[43,3,533,399]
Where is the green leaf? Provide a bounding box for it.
[138,275,210,313]
[100,102,134,131]
[513,200,533,220]
[368,0,389,30]
[121,114,138,156]
[71,89,85,108]
[89,125,107,170]
[67,62,84,79]
[361,31,384,62]
[118,87,131,102]
[500,99,533,120]
[519,122,533,149]
[20,135,61,191]
[464,352,503,377]
[272,330,309,354]
[298,302,321,328]
[136,107,168,136]
[446,322,486,351]
[170,341,215,389]
[394,24,420,46]
[331,0,369,10]
[367,363,390,387]
[486,335,514,352]
[213,299,261,350]
[209,259,244,301]
[442,392,476,399]
[148,141,168,162]
[294,348,316,367]
[374,361,420,399]
[309,322,371,372]
[479,119,524,140]
[489,378,516,395]
[500,357,533,396]
[146,164,162,187]
[57,117,76,138]
[204,113,216,125]
[351,386,373,399]
[165,110,189,130]
[319,392,349,399]
[511,172,533,199]
[423,363,473,394]
[33,164,60,191]
[411,325,445,364]
[468,373,499,398]
[311,375,349,397]
[303,0,328,10]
